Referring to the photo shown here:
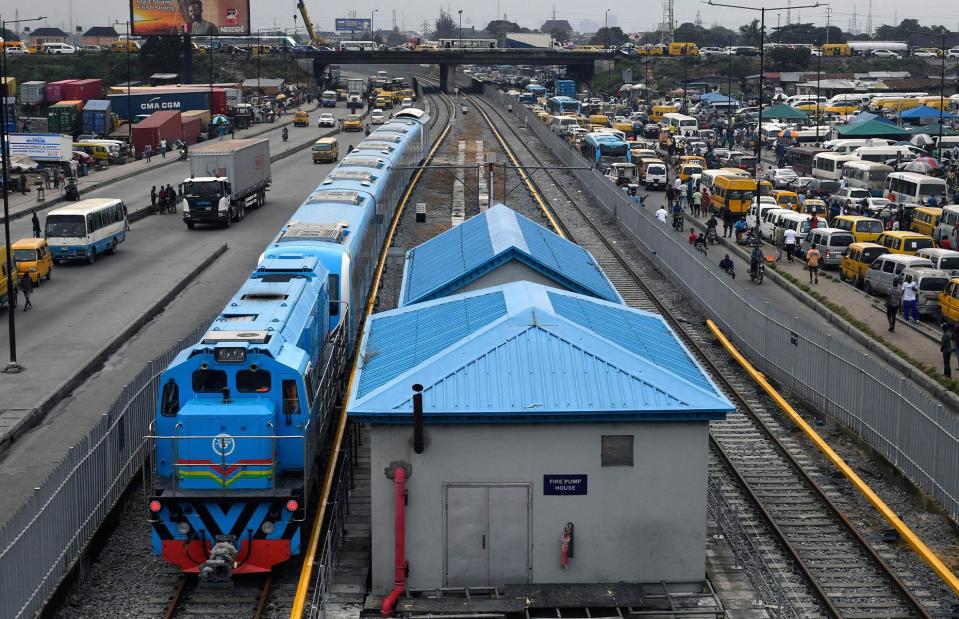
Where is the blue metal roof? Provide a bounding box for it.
[399,204,622,306]
[349,282,732,424]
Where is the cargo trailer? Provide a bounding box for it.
[182,138,272,228]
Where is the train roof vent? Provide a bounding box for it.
[327,170,377,183]
[368,133,403,143]
[280,222,347,243]
[241,292,289,301]
[202,330,272,344]
[340,157,386,169]
[353,142,395,153]
[306,189,364,205]
[259,274,295,283]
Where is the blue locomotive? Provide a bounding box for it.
[147,108,430,581]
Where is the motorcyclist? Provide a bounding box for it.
[750,245,764,279]
[706,214,718,242]
[695,233,708,254]
[719,253,735,278]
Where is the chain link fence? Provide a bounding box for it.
[484,86,959,524]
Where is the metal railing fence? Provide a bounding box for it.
[486,86,959,523]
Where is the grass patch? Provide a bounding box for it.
[778,270,959,394]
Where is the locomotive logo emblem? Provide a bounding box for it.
[212,433,236,456]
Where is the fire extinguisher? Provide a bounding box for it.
[560,522,574,569]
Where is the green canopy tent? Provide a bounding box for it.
[761,103,809,120]
[835,120,912,140]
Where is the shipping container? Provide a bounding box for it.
[555,79,576,98]
[20,81,46,106]
[107,89,225,120]
[64,78,104,102]
[46,80,78,104]
[504,33,557,48]
[1,77,16,98]
[181,116,201,145]
[131,110,182,155]
[181,109,211,131]
[81,100,113,135]
[47,100,83,134]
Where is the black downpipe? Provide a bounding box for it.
[412,384,424,454]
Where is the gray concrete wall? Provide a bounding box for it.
[458,262,573,296]
[369,421,709,594]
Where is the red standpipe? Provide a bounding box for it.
[380,466,407,617]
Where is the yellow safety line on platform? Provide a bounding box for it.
[290,103,455,619]
[706,319,959,596]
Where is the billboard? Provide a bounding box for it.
[8,134,72,162]
[131,0,251,36]
[334,18,372,32]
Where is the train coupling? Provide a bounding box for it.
[199,535,238,587]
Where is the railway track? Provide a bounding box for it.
[145,574,272,619]
[462,86,934,618]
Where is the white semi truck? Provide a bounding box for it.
[182,138,272,229]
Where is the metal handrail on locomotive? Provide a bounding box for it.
[146,107,431,583]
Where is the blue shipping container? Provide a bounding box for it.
[555,80,576,98]
[108,91,210,121]
[82,99,112,135]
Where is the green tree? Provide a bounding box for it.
[768,46,811,70]
[435,9,457,39]
[590,26,627,46]
[739,19,762,46]
[708,25,739,47]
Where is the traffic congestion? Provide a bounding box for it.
[490,64,959,376]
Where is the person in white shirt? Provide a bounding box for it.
[655,207,668,223]
[783,228,798,262]
[673,178,682,191]
[901,278,920,322]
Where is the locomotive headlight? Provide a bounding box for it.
[176,521,191,536]
[261,521,275,535]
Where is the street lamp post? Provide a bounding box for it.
[605,9,611,91]
[938,33,946,158]
[705,0,819,180]
[816,40,822,146]
[371,9,378,44]
[1,14,45,373]
[682,44,689,113]
[727,37,734,129]
[458,10,463,49]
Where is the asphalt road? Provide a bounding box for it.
[0,101,376,521]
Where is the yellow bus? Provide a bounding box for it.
[821,43,851,56]
[711,175,758,214]
[910,206,943,237]
[637,44,666,56]
[650,105,678,123]
[668,42,700,56]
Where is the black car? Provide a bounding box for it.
[644,123,661,139]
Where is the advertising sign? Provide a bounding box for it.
[8,134,72,162]
[334,18,372,32]
[543,474,588,496]
[131,0,251,36]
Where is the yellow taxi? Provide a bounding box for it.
[342,115,364,132]
[11,237,53,285]
[311,137,339,163]
[840,242,889,288]
[831,215,884,243]
[293,111,309,127]
[875,231,936,255]
[678,163,704,183]
[938,277,959,323]
[770,190,799,209]
[680,155,707,169]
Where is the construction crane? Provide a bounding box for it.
[297,0,322,47]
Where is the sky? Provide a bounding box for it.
[2,0,959,37]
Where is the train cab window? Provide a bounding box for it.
[328,274,340,316]
[237,369,271,393]
[192,369,227,393]
[161,379,180,417]
[282,380,300,414]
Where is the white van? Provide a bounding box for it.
[779,211,827,241]
[864,254,934,296]
[551,115,580,136]
[759,207,792,239]
[41,42,76,54]
[854,145,923,164]
[915,248,959,276]
[812,152,859,181]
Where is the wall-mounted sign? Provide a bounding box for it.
[543,474,587,495]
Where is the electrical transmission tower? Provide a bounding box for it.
[659,0,675,44]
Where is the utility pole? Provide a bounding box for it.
[825,5,831,45]
[866,0,872,37]
[786,0,791,24]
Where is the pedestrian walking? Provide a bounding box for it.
[783,227,798,262]
[158,186,167,211]
[721,206,732,238]
[69,159,78,178]
[679,183,688,210]
[57,171,65,190]
[941,324,954,378]
[150,186,157,210]
[886,281,903,331]
[44,169,53,189]
[231,126,236,139]
[19,273,32,311]
[902,278,920,322]
[145,144,153,163]
[692,189,703,217]
[160,139,168,158]
[19,171,27,195]
[655,206,668,224]
[734,216,747,243]
[32,212,41,239]
[806,243,821,284]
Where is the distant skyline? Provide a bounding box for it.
[2,0,959,36]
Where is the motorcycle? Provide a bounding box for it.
[177,148,188,162]
[64,178,80,202]
[750,259,765,284]
[737,228,763,247]
[671,212,685,231]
